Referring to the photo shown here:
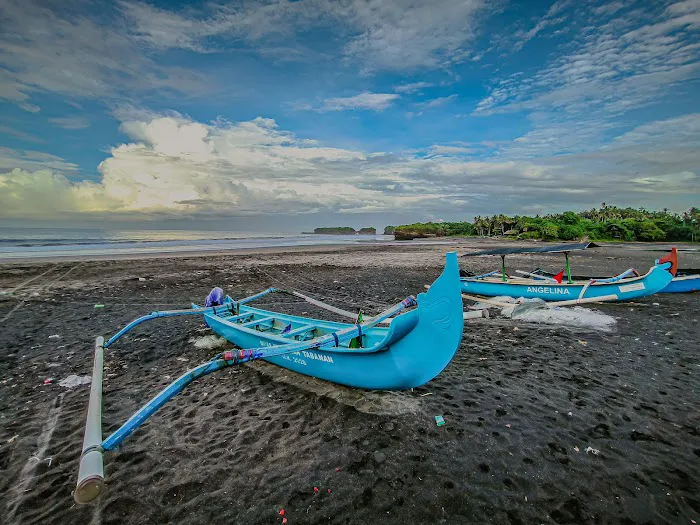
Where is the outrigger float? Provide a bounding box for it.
[75,253,463,504]
[460,244,677,303]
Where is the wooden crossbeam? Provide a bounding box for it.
[241,316,275,328]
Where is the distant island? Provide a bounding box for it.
[310,227,377,235]
[392,205,699,242]
[383,226,395,235]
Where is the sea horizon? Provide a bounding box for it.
[0,226,402,260]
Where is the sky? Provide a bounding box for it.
[0,0,699,232]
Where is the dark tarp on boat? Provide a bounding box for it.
[461,242,599,257]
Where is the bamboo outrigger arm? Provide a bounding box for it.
[74,292,417,504]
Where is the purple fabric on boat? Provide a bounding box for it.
[205,287,225,307]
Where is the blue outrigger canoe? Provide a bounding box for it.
[75,253,463,504]
[532,267,699,294]
[460,244,677,302]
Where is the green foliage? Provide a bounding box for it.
[358,227,377,234]
[383,225,396,235]
[313,227,357,234]
[392,205,699,242]
[394,221,475,239]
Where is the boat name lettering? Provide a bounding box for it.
[301,350,334,363]
[526,286,571,295]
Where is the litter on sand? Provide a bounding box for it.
[435,415,446,426]
[485,296,616,332]
[59,375,92,388]
[94,304,105,308]
[48,335,60,339]
[585,446,600,455]
[192,335,228,350]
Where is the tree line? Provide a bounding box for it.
[393,204,699,242]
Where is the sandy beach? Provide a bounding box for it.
[0,241,698,525]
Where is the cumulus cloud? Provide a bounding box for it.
[1,111,698,221]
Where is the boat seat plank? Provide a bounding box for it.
[241,316,275,328]
[228,312,254,323]
[281,324,316,338]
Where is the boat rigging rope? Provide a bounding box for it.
[1,263,82,324]
[0,263,59,295]
[254,266,392,313]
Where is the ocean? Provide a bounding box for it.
[0,227,398,260]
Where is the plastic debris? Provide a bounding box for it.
[94,304,105,308]
[313,487,319,493]
[193,335,227,350]
[279,509,285,516]
[59,375,91,388]
[567,412,573,417]
[574,446,580,452]
[7,434,18,443]
[43,378,53,385]
[420,392,433,397]
[585,446,600,455]
[653,302,660,306]
[48,335,60,339]
[435,415,446,427]
[138,277,146,281]
[505,424,512,428]
[335,467,340,472]
[578,340,588,346]
[328,489,332,494]
[282,519,288,524]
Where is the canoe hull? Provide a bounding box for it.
[460,263,673,302]
[204,253,464,390]
[662,274,700,293]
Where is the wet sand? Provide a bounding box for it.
[0,241,698,524]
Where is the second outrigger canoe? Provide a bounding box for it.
[532,267,700,294]
[460,244,677,302]
[74,253,463,504]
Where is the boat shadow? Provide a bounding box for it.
[246,360,424,416]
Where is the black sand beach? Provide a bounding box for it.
[0,241,698,524]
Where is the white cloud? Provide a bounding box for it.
[394,82,434,93]
[421,94,458,109]
[321,92,400,111]
[20,103,40,113]
[477,0,700,117]
[513,0,572,51]
[0,0,211,109]
[342,0,487,70]
[117,0,490,71]
[1,111,698,221]
[0,126,43,143]
[630,171,697,188]
[0,147,79,172]
[430,145,474,155]
[49,117,90,130]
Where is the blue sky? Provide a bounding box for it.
[0,0,698,231]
